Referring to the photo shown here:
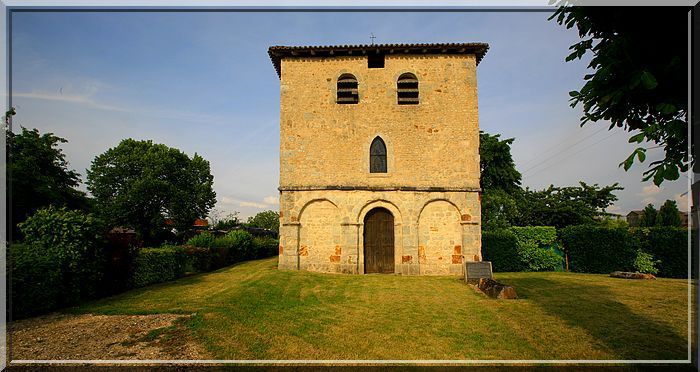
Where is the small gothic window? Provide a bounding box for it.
[337,74,359,104]
[370,137,387,173]
[397,73,419,105]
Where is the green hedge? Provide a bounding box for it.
[482,226,563,272]
[632,227,688,278]
[130,246,188,288]
[9,244,64,319]
[253,236,280,258]
[559,225,636,274]
[132,232,280,288]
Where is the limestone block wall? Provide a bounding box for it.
[278,190,481,275]
[279,54,480,190]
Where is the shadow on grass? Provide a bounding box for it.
[505,276,688,361]
[63,260,262,316]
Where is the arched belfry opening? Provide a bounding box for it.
[363,207,395,274]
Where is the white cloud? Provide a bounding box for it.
[605,204,622,214]
[13,91,127,112]
[263,195,279,205]
[239,201,268,209]
[674,193,689,212]
[639,184,662,197]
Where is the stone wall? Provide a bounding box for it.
[276,52,482,275]
[279,54,480,190]
[278,190,481,275]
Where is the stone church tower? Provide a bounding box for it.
[268,42,488,275]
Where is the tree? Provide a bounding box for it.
[480,132,522,193]
[479,132,522,230]
[246,210,280,232]
[211,210,241,230]
[7,127,89,238]
[516,182,622,229]
[86,139,216,244]
[639,204,658,227]
[656,199,682,227]
[551,7,690,185]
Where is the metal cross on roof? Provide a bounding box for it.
[370,33,376,45]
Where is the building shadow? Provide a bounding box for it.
[504,276,689,361]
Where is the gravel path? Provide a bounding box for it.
[9,313,209,361]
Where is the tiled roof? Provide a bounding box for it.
[268,42,489,78]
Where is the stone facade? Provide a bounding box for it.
[269,43,487,275]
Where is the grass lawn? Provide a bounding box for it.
[73,257,691,361]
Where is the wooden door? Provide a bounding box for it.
[364,208,395,274]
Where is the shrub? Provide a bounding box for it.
[482,229,521,272]
[18,206,107,303]
[182,245,214,273]
[482,226,563,272]
[9,244,63,319]
[633,227,688,278]
[509,226,563,272]
[633,250,659,274]
[559,225,636,274]
[252,236,280,258]
[186,231,216,248]
[213,230,255,263]
[131,246,187,288]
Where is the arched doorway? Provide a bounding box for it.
[363,207,395,274]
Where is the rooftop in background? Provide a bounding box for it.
[267,42,490,78]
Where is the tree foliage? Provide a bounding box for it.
[86,139,216,244]
[246,210,280,232]
[550,6,690,185]
[639,204,658,227]
[516,182,622,229]
[656,199,682,227]
[480,132,522,193]
[479,132,522,230]
[7,127,89,238]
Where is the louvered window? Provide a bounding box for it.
[397,73,419,105]
[337,74,359,104]
[370,137,387,173]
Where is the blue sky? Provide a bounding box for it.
[11,10,690,219]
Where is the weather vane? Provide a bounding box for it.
[370,33,376,45]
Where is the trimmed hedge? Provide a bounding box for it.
[131,246,188,288]
[558,225,689,277]
[9,244,64,318]
[482,226,563,272]
[132,232,280,288]
[632,227,688,278]
[559,225,636,274]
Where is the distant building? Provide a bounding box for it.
[626,210,644,227]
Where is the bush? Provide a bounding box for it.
[482,226,563,272]
[18,206,107,303]
[559,225,636,274]
[253,236,280,258]
[482,229,521,272]
[633,250,659,274]
[9,244,64,319]
[131,246,188,288]
[186,231,216,248]
[213,230,255,263]
[182,245,214,273]
[633,227,688,278]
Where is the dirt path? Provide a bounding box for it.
[9,313,209,361]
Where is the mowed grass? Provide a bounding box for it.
[73,257,691,361]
